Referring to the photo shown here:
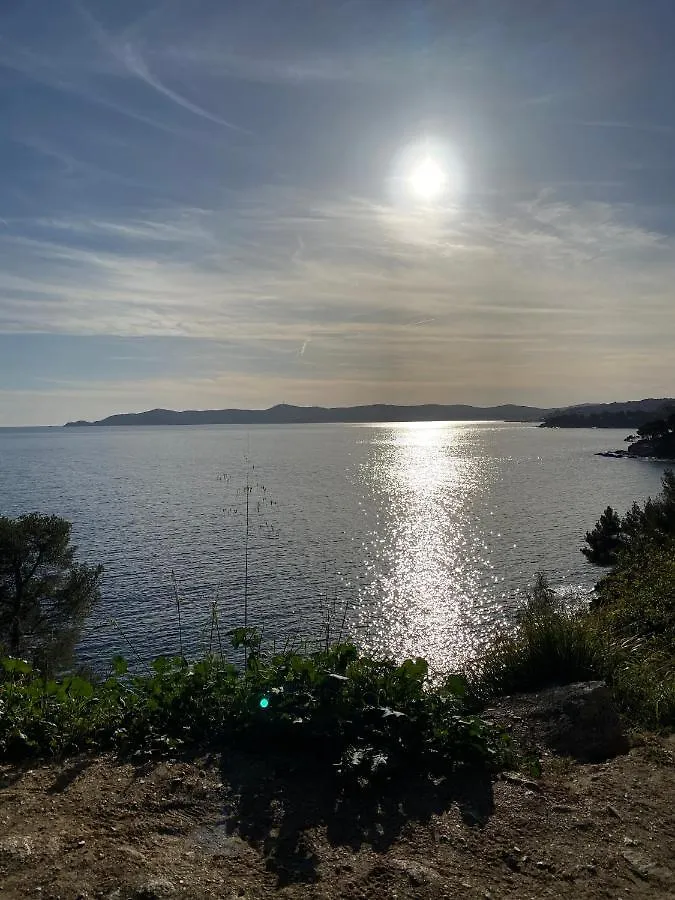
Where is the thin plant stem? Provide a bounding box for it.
[208,599,216,656]
[110,619,143,669]
[171,570,184,660]
[214,600,224,663]
[337,599,350,645]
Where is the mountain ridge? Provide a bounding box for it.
[540,397,675,429]
[65,403,548,427]
[65,398,675,428]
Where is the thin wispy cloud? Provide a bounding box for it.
[75,2,250,135]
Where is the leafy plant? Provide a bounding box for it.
[0,643,513,781]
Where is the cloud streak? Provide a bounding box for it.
[2,192,673,363]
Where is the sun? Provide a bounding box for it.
[389,139,462,210]
[409,157,446,201]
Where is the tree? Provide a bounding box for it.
[583,470,675,568]
[637,419,668,441]
[0,513,102,670]
[635,409,675,442]
[582,506,624,566]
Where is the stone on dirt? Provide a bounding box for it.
[484,681,629,762]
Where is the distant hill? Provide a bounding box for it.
[65,403,549,427]
[541,398,675,429]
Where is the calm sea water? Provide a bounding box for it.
[0,422,668,672]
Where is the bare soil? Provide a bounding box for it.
[0,737,673,900]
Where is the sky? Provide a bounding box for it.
[1,0,674,425]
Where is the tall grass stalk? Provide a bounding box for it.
[170,570,184,660]
[243,463,250,666]
[109,618,143,669]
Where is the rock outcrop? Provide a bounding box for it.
[484,681,629,762]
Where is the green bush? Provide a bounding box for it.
[469,557,674,731]
[467,574,599,705]
[0,641,513,782]
[590,540,675,728]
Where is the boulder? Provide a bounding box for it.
[484,681,628,762]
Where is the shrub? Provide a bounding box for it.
[467,574,599,704]
[0,642,514,782]
[590,540,675,728]
[469,558,674,732]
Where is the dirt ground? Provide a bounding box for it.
[0,737,673,900]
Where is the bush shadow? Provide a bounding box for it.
[219,750,495,888]
[46,755,95,794]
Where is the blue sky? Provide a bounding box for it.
[1,0,674,424]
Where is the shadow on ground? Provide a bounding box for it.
[218,751,495,888]
[47,756,95,794]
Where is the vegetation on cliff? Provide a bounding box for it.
[472,471,675,729]
[582,470,675,566]
[625,410,675,458]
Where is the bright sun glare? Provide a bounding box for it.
[409,157,446,201]
[390,139,461,211]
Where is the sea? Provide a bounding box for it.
[0,421,668,673]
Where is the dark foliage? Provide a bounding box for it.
[582,506,624,566]
[0,513,102,671]
[466,574,599,704]
[542,406,674,429]
[582,470,675,568]
[637,410,675,441]
[0,639,514,783]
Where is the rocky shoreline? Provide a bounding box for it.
[597,434,675,461]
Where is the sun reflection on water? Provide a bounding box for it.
[353,422,498,674]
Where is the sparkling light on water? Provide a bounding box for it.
[0,423,665,671]
[353,422,503,673]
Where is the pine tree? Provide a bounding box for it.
[0,513,102,670]
[582,506,624,566]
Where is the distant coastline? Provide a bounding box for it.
[65,403,548,427]
[65,397,675,429]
